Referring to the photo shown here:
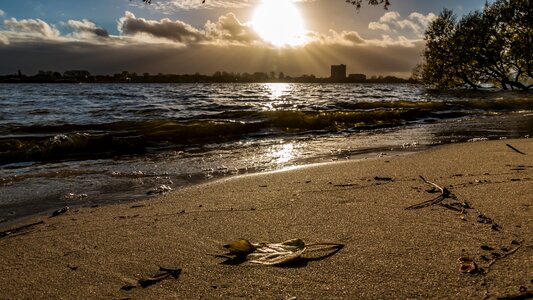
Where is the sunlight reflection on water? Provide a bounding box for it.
[263,83,292,110]
[271,143,295,164]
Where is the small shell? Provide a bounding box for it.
[458,257,478,274]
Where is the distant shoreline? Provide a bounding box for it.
[0,72,413,84]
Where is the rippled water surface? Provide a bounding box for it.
[1,83,532,224]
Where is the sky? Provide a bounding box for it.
[0,0,488,78]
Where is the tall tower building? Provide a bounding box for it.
[330,64,346,80]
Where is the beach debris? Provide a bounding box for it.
[120,284,136,291]
[458,257,480,274]
[224,239,256,255]
[405,176,451,210]
[333,183,358,187]
[218,238,344,266]
[497,290,533,300]
[374,176,393,181]
[476,213,502,231]
[402,142,418,149]
[130,204,146,209]
[406,177,476,212]
[475,241,523,275]
[147,184,172,195]
[51,206,69,217]
[0,220,45,238]
[468,137,489,143]
[121,266,182,291]
[480,245,495,251]
[506,143,526,155]
[486,241,522,270]
[63,192,88,200]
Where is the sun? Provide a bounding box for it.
[252,0,307,47]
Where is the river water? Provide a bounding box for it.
[1,83,532,224]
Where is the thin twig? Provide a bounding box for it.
[487,244,522,269]
[405,176,450,210]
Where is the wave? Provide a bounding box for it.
[1,96,532,165]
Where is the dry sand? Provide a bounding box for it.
[0,138,532,299]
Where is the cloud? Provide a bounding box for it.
[368,11,437,37]
[368,22,390,32]
[308,30,365,46]
[0,33,8,45]
[338,31,365,44]
[118,11,260,45]
[66,19,109,38]
[380,11,401,23]
[118,11,205,44]
[406,12,437,30]
[0,38,423,78]
[4,17,60,38]
[0,9,5,17]
[307,29,417,48]
[204,13,259,43]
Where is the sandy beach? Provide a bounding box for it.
[1,138,531,299]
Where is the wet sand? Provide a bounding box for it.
[0,138,532,299]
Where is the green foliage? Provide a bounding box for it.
[420,0,533,90]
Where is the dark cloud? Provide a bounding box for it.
[66,19,109,38]
[118,11,204,43]
[118,11,259,45]
[0,38,423,78]
[338,31,365,44]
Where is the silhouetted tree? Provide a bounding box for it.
[420,0,532,90]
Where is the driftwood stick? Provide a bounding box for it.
[404,195,444,210]
[405,176,450,210]
[419,176,450,197]
[420,176,443,193]
[506,143,526,155]
[0,221,45,238]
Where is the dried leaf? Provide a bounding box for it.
[223,239,255,255]
[246,239,307,265]
[221,238,343,266]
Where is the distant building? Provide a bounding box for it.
[348,73,367,82]
[330,64,346,80]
